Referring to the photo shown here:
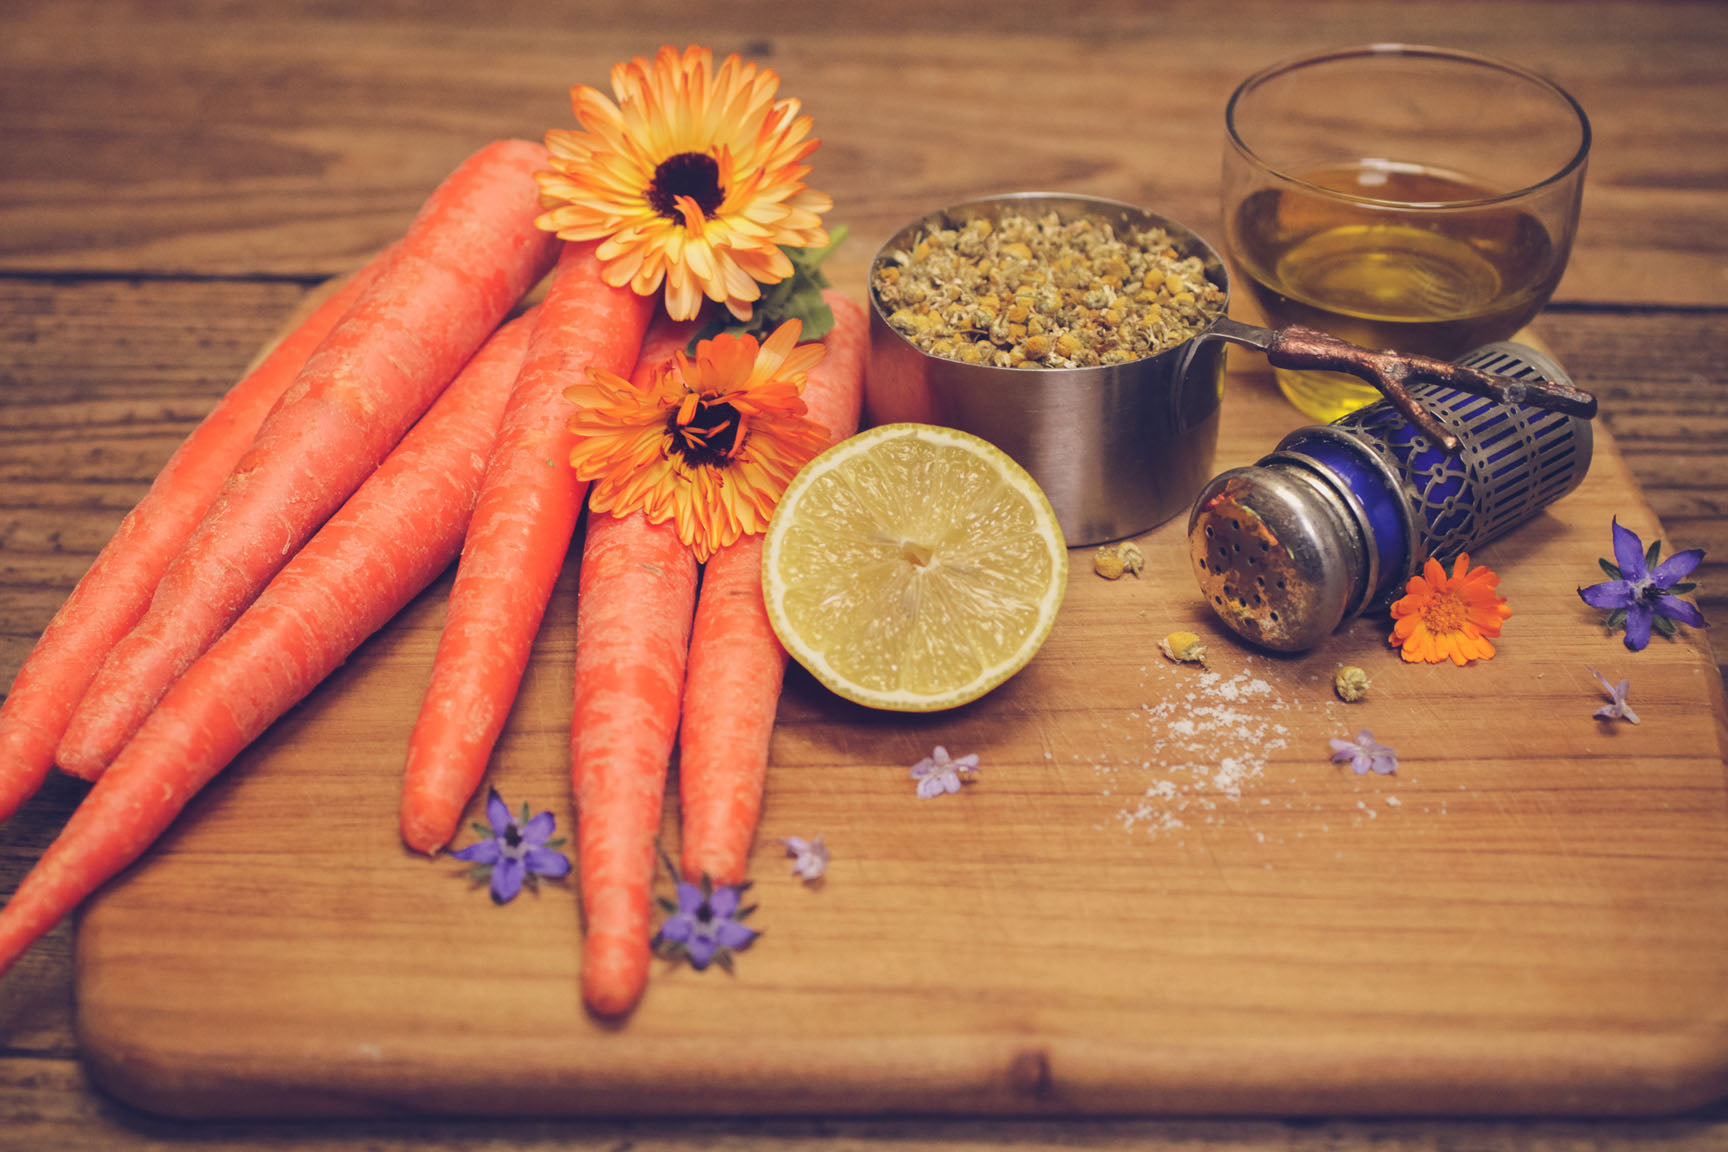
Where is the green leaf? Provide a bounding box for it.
[714,950,735,975]
[1606,608,1628,629]
[470,821,492,839]
[1646,538,1663,568]
[656,896,678,914]
[685,226,850,353]
[1653,614,1677,637]
[544,836,568,850]
[1672,582,1698,594]
[1598,558,1623,580]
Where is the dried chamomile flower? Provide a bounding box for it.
[1333,665,1371,702]
[1092,541,1144,580]
[1158,631,1206,664]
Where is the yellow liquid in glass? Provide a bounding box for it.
[1230,162,1563,421]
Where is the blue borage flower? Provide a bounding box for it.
[1578,518,1707,650]
[781,835,829,881]
[652,849,759,972]
[1329,729,1397,776]
[1588,667,1640,725]
[451,789,571,904]
[910,745,979,798]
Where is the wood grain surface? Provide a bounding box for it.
[3,1,1727,1148]
[63,345,1728,1121]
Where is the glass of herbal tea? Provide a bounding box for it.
[1222,44,1590,421]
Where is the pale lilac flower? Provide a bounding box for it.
[653,875,759,972]
[782,835,829,881]
[1588,667,1640,724]
[910,745,979,798]
[1578,518,1707,650]
[1329,729,1397,775]
[451,789,571,904]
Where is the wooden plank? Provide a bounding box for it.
[1,2,1725,308]
[43,310,1726,1118]
[3,0,1727,1142]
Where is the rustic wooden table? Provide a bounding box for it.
[3,1,1726,1148]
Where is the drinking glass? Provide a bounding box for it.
[1222,44,1590,421]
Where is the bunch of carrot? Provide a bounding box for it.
[400,293,865,1017]
[0,137,558,971]
[0,133,865,1021]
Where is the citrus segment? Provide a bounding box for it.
[762,423,1068,711]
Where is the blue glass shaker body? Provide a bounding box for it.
[1187,342,1594,652]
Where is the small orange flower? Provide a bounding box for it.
[566,319,827,561]
[1388,552,1511,665]
[535,45,831,322]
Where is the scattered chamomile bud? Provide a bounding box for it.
[1159,630,1206,664]
[1334,665,1371,703]
[1092,541,1144,580]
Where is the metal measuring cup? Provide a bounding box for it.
[865,192,1596,547]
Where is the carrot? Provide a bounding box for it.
[54,139,559,778]
[571,507,700,1018]
[398,242,655,855]
[0,312,535,977]
[0,249,396,817]
[677,292,867,885]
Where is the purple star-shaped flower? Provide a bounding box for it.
[782,835,829,881]
[654,875,759,971]
[1578,518,1707,650]
[910,745,979,798]
[1329,729,1398,775]
[1588,666,1640,725]
[450,789,571,904]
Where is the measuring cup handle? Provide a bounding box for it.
[1263,325,1598,455]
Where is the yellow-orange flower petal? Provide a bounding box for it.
[535,45,831,322]
[1387,552,1512,665]
[565,319,828,561]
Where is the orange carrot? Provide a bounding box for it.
[571,507,700,1019]
[0,313,535,977]
[55,139,559,778]
[0,249,395,818]
[398,243,655,855]
[677,292,866,885]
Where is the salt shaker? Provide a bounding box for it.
[1187,342,1593,652]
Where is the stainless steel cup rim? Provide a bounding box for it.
[867,190,1234,380]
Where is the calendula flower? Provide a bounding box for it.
[567,319,828,561]
[451,789,571,904]
[1388,552,1511,665]
[536,44,832,322]
[1577,517,1707,651]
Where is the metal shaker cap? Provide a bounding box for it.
[1186,464,1368,652]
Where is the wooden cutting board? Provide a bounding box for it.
[71,316,1728,1120]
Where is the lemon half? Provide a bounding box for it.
[762,423,1068,712]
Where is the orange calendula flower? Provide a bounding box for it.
[567,319,827,561]
[535,44,832,322]
[1388,552,1512,665]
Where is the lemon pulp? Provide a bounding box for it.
[762,423,1068,711]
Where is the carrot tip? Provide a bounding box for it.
[581,935,650,1018]
[400,809,455,856]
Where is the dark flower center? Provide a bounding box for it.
[695,901,714,924]
[503,824,522,849]
[667,399,745,469]
[648,152,725,222]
